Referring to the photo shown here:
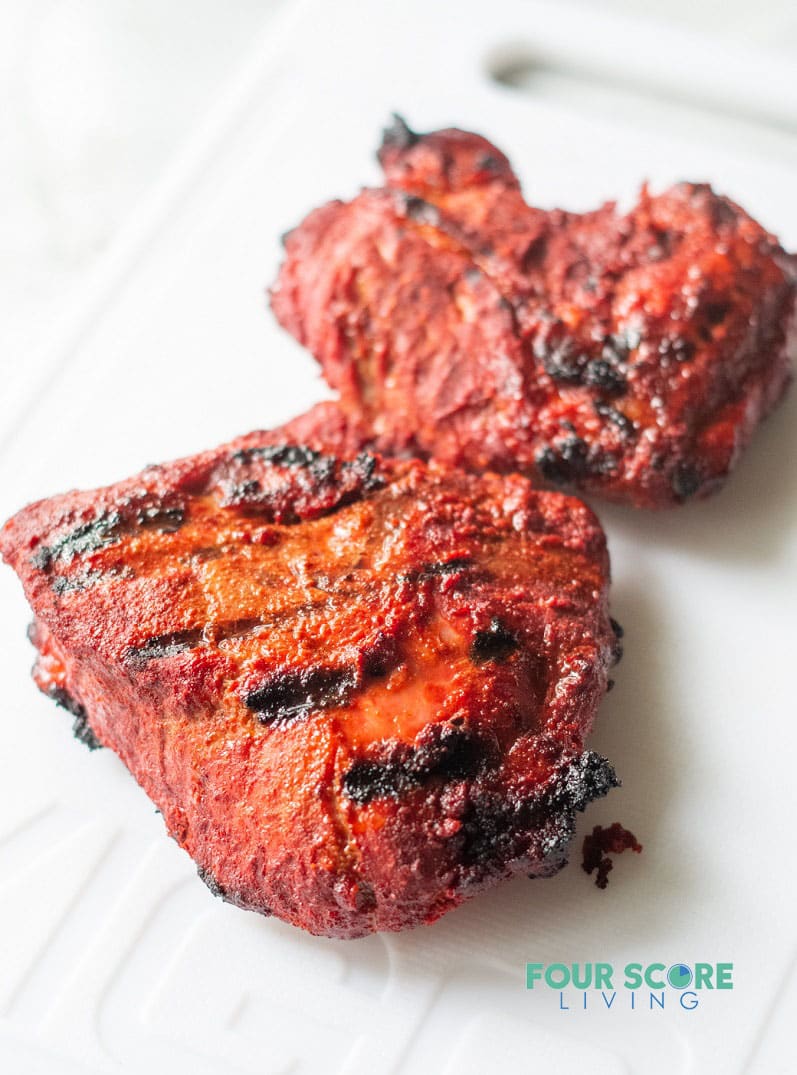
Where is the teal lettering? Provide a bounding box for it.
[624,963,643,989]
[645,963,666,989]
[716,963,733,990]
[546,964,570,989]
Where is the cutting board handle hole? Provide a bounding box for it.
[487,46,797,140]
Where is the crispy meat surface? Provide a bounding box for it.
[272,117,797,507]
[1,412,618,937]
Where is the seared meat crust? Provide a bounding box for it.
[1,412,618,937]
[272,118,797,507]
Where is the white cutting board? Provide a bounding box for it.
[1,1,795,1072]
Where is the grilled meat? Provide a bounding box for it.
[1,412,618,937]
[272,117,797,508]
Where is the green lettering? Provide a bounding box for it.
[645,963,666,989]
[716,963,733,990]
[624,962,643,989]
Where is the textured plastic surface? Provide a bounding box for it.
[0,1,795,1071]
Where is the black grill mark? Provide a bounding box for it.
[222,447,385,521]
[125,629,205,663]
[33,511,123,571]
[244,666,357,724]
[341,724,487,805]
[421,557,473,578]
[48,686,102,751]
[125,618,266,664]
[51,570,106,595]
[470,618,518,663]
[136,503,185,532]
[232,443,323,468]
[33,495,186,576]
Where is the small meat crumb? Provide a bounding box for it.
[582,823,642,889]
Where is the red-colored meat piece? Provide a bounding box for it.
[1,411,620,937]
[272,117,796,507]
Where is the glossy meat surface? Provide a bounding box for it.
[1,412,618,937]
[272,118,797,507]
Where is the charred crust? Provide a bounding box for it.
[459,750,619,870]
[380,112,419,152]
[422,557,473,577]
[470,618,518,663]
[244,666,357,724]
[538,339,584,385]
[548,751,620,814]
[197,863,226,899]
[609,617,624,664]
[48,686,102,751]
[535,436,590,484]
[341,759,404,803]
[350,451,384,493]
[583,357,627,395]
[341,724,487,805]
[593,400,636,437]
[542,350,584,385]
[231,443,323,468]
[671,461,701,502]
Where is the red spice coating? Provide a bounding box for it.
[1,410,619,937]
[272,119,797,507]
